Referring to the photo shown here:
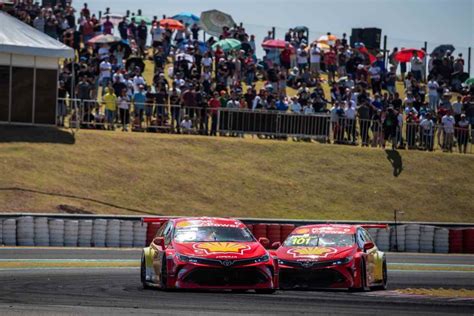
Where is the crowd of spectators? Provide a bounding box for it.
[3,0,474,153]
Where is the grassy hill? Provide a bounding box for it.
[0,126,473,222]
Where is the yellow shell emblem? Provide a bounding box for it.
[176,221,193,228]
[294,228,310,234]
[288,247,337,258]
[194,242,251,254]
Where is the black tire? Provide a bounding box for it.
[371,260,388,291]
[140,254,152,289]
[255,289,276,294]
[349,259,370,292]
[159,255,168,290]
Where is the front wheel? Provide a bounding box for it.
[141,254,152,289]
[159,256,168,290]
[371,260,388,291]
[349,259,370,292]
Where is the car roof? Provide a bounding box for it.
[172,217,245,228]
[292,224,359,234]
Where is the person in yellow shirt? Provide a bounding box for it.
[102,87,117,130]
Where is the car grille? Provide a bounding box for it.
[279,268,346,289]
[188,257,260,267]
[279,259,339,269]
[183,267,269,286]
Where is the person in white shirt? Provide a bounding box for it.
[452,95,463,120]
[98,44,110,60]
[297,44,308,71]
[420,113,434,151]
[132,72,146,93]
[99,58,112,94]
[180,116,193,133]
[117,89,130,131]
[410,52,424,81]
[309,44,321,75]
[427,77,440,111]
[344,100,356,143]
[441,112,455,152]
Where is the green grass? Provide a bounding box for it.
[0,126,472,222]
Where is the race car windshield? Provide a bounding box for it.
[284,233,355,247]
[174,226,254,242]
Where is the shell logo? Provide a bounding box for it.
[287,247,337,258]
[176,221,193,228]
[193,242,251,255]
[294,228,310,234]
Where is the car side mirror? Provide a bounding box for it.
[363,241,375,251]
[271,242,281,249]
[152,237,165,249]
[258,237,270,248]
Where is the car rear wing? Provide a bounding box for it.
[360,224,389,230]
[141,217,171,224]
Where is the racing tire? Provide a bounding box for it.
[140,254,152,289]
[349,259,370,292]
[255,289,276,294]
[159,255,169,291]
[371,260,388,291]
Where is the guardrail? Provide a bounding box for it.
[1,214,473,253]
[60,98,473,154]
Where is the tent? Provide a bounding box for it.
[0,11,74,125]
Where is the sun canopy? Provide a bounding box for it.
[0,11,74,58]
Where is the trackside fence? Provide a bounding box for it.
[1,215,474,253]
[59,98,472,154]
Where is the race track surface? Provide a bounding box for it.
[0,248,473,315]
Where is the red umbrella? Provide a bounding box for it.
[394,48,425,63]
[159,18,185,30]
[262,39,293,50]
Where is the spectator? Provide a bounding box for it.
[441,110,455,152]
[117,88,130,131]
[102,87,117,130]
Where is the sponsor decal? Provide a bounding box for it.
[287,247,337,259]
[176,220,240,228]
[294,228,310,234]
[193,242,251,255]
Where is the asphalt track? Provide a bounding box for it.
[0,248,473,315]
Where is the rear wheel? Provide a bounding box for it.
[371,260,388,291]
[140,254,152,289]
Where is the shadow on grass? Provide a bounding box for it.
[0,125,75,144]
[385,149,403,177]
[0,187,157,215]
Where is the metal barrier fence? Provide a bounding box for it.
[59,98,473,154]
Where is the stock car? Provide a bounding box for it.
[273,224,388,291]
[140,217,278,293]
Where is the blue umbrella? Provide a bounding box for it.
[172,12,200,26]
[178,40,209,54]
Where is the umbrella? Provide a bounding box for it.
[132,15,152,25]
[100,13,125,26]
[178,39,209,53]
[465,78,474,86]
[394,48,426,63]
[293,26,308,33]
[126,56,145,73]
[431,44,455,57]
[317,34,338,45]
[160,18,185,30]
[175,53,195,64]
[211,38,241,52]
[200,9,235,37]
[172,12,199,25]
[87,34,121,44]
[262,39,292,50]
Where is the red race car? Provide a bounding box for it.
[273,224,388,291]
[141,217,278,293]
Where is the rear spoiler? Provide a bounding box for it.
[141,217,170,224]
[360,224,389,229]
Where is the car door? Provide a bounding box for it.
[360,228,378,285]
[151,221,172,282]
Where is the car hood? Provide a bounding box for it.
[276,245,356,261]
[173,241,267,259]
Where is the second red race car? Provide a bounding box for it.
[273,224,388,291]
[141,217,278,293]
